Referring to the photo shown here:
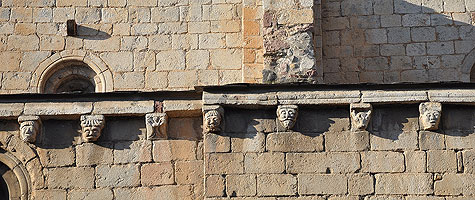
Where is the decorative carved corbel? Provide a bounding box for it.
[145,113,168,140]
[350,103,372,131]
[203,106,224,134]
[80,115,105,142]
[419,102,442,131]
[18,116,41,143]
[277,105,298,131]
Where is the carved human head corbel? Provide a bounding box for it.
[145,113,168,140]
[18,116,41,143]
[80,115,105,142]
[350,103,372,131]
[419,102,442,131]
[277,105,298,131]
[203,106,224,134]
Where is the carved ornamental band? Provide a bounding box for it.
[350,103,372,131]
[277,105,298,131]
[80,115,105,142]
[145,113,168,140]
[18,116,41,143]
[419,102,442,131]
[203,106,224,134]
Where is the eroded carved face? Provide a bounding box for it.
[205,110,222,132]
[82,126,102,142]
[419,102,442,131]
[146,113,167,139]
[20,121,38,143]
[351,110,372,131]
[277,105,298,130]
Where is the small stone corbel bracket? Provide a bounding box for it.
[145,113,168,140]
[277,105,298,131]
[80,115,105,143]
[419,102,442,131]
[203,105,224,134]
[350,103,372,131]
[18,116,41,143]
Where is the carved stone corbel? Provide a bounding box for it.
[80,115,105,142]
[350,103,372,131]
[419,102,442,131]
[18,116,41,143]
[145,113,168,140]
[203,106,224,134]
[277,105,298,131]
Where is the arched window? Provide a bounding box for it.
[42,60,96,94]
[471,64,475,82]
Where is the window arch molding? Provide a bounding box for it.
[32,51,113,93]
[0,149,31,200]
[461,48,475,82]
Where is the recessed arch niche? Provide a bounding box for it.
[0,149,31,200]
[32,52,113,93]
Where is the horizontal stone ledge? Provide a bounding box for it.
[428,89,475,103]
[92,101,155,115]
[24,102,93,116]
[361,90,428,103]
[277,90,361,105]
[162,100,202,117]
[203,92,278,106]
[0,103,24,118]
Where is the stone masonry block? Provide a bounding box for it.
[361,151,405,172]
[114,140,152,164]
[153,140,197,162]
[92,101,154,115]
[286,152,360,174]
[266,132,324,152]
[257,174,297,196]
[204,133,230,153]
[37,147,75,168]
[245,153,285,173]
[96,164,140,187]
[463,150,475,174]
[405,151,427,172]
[0,52,21,72]
[434,174,463,196]
[375,174,433,194]
[32,190,66,200]
[76,143,113,166]
[420,131,445,150]
[47,167,94,189]
[205,175,225,197]
[226,174,257,197]
[141,162,175,186]
[175,160,203,185]
[427,150,457,173]
[67,189,113,200]
[24,102,92,116]
[348,174,374,195]
[205,153,244,174]
[231,132,266,153]
[298,174,347,195]
[370,131,418,151]
[325,131,369,152]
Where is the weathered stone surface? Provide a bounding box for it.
[24,102,93,116]
[434,174,475,195]
[325,131,369,152]
[37,147,75,167]
[463,150,475,174]
[427,150,457,173]
[68,189,113,200]
[32,190,66,200]
[257,174,297,196]
[348,174,374,195]
[245,153,285,173]
[226,174,257,197]
[141,162,175,186]
[47,167,94,189]
[370,131,419,150]
[175,160,203,185]
[0,103,23,117]
[362,91,428,103]
[92,101,154,115]
[153,140,197,162]
[405,151,427,172]
[287,152,360,174]
[375,174,433,194]
[114,140,152,164]
[298,174,347,195]
[205,153,244,174]
[204,133,230,153]
[361,151,405,172]
[205,175,225,197]
[96,164,140,187]
[231,132,266,153]
[419,131,445,150]
[76,143,113,166]
[277,90,361,105]
[266,132,324,152]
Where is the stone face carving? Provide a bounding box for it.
[145,113,168,140]
[350,103,372,131]
[277,105,298,130]
[203,106,224,134]
[80,115,105,142]
[419,102,442,131]
[18,116,41,143]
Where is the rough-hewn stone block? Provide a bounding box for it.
[93,101,154,115]
[141,162,175,186]
[348,174,374,195]
[175,160,203,185]
[286,152,360,173]
[153,140,197,162]
[370,131,418,150]
[114,140,152,164]
[204,133,230,153]
[96,164,140,187]
[361,151,405,172]
[266,132,324,152]
[375,174,433,194]
[47,167,94,189]
[405,151,427,172]
[231,132,266,153]
[325,131,369,152]
[419,131,445,150]
[463,150,475,174]
[298,174,347,195]
[67,189,113,200]
[257,174,297,196]
[427,150,457,173]
[205,175,225,197]
[205,153,244,174]
[76,143,113,166]
[226,174,257,197]
[24,102,93,116]
[245,153,285,173]
[37,147,75,167]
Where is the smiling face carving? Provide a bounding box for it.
[80,115,105,142]
[277,105,298,130]
[419,102,442,131]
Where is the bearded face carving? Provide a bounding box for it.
[18,116,41,143]
[419,102,442,131]
[203,106,224,134]
[277,105,298,131]
[350,103,372,131]
[80,115,105,142]
[145,113,168,140]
